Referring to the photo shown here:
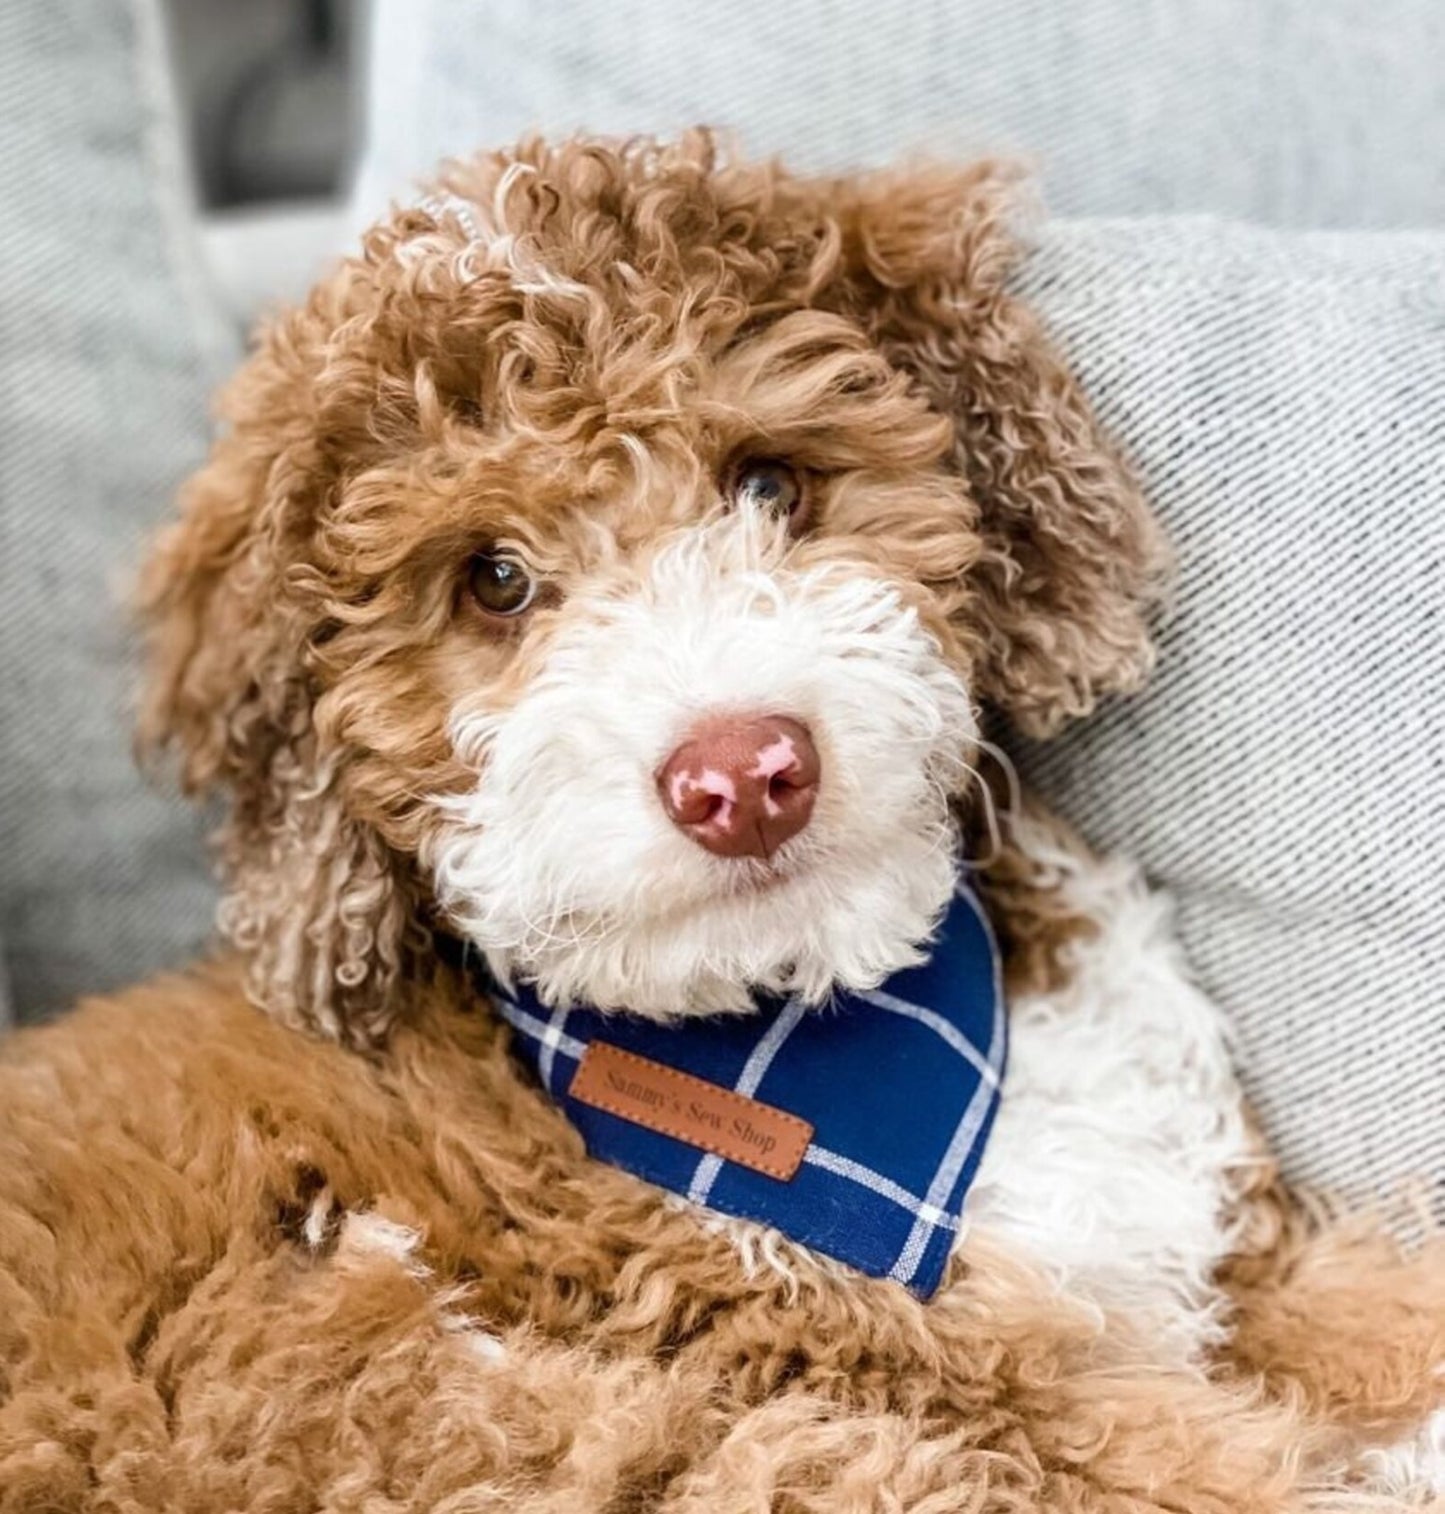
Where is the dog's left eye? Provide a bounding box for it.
[730,457,806,525]
[467,550,536,617]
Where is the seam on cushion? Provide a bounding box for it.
[1018,269,1445,297]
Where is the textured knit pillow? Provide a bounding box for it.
[1015,219,1443,1217]
[0,0,230,1019]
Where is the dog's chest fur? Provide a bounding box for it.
[964,834,1254,1365]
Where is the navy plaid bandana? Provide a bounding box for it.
[491,879,1006,1299]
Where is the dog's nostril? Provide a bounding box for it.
[656,714,820,861]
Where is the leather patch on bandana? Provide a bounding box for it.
[570,1042,813,1180]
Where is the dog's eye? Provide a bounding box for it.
[730,457,807,526]
[467,550,536,617]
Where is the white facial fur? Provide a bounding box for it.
[429,507,976,1016]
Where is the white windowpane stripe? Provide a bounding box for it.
[890,990,1006,1284]
[854,987,997,1085]
[890,886,1008,1284]
[537,1003,572,1090]
[688,995,807,1204]
[802,1146,958,1231]
[492,996,587,1064]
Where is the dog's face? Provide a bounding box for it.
[431,381,974,1019]
[141,135,1165,1044]
[410,213,982,1017]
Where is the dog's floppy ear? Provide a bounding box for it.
[823,162,1169,735]
[138,316,417,1048]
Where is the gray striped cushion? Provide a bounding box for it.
[1017,219,1443,1218]
[0,0,229,1020]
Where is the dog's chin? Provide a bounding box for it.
[461,814,963,1020]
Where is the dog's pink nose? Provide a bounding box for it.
[657,715,820,860]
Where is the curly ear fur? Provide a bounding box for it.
[826,162,1170,736]
[138,324,419,1048]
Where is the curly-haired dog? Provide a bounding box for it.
[2,134,1441,1512]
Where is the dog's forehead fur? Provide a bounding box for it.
[320,136,971,572]
[293,138,988,799]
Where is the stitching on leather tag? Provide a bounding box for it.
[569,1042,813,1181]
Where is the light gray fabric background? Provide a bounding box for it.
[0,0,231,1019]
[1015,220,1443,1216]
[354,0,1445,230]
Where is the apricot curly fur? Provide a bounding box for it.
[1,134,1436,1510]
[0,976,1355,1511]
[6,971,1439,1510]
[1219,1130,1445,1438]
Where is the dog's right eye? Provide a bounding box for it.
[730,458,802,519]
[467,550,536,618]
[726,456,812,533]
